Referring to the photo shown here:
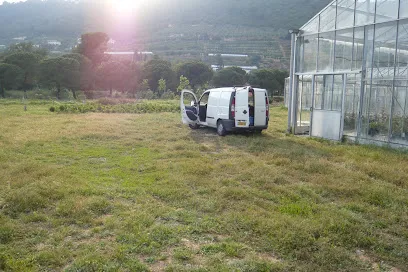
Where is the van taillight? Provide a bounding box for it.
[266,96,269,117]
[231,97,236,118]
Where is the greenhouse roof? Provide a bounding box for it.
[300,0,401,35]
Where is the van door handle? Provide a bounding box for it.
[243,110,248,114]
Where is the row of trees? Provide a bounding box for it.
[0,33,288,99]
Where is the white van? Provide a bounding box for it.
[181,87,269,136]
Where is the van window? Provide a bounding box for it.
[183,92,197,107]
[200,92,210,105]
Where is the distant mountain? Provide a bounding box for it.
[0,0,330,39]
[0,0,331,69]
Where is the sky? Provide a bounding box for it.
[0,0,25,4]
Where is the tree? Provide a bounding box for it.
[62,53,94,90]
[216,54,224,69]
[4,52,42,96]
[74,32,109,65]
[248,69,289,96]
[177,75,190,92]
[212,67,247,87]
[5,42,48,58]
[142,59,177,94]
[158,78,166,96]
[39,57,80,100]
[0,63,24,98]
[175,61,213,89]
[140,79,150,92]
[248,55,262,66]
[96,61,131,97]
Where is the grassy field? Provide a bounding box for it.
[0,101,408,272]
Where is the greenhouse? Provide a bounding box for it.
[286,0,408,147]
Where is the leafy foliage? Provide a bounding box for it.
[0,63,24,97]
[96,60,131,96]
[177,75,190,92]
[74,32,109,65]
[53,100,180,114]
[248,69,289,96]
[175,61,213,89]
[39,57,80,99]
[4,52,43,91]
[212,66,248,87]
[142,59,177,93]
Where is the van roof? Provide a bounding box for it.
[207,87,267,93]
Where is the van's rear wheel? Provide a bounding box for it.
[217,121,227,136]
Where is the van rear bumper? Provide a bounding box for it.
[223,120,268,132]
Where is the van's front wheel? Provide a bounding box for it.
[217,121,227,136]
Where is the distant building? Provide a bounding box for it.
[108,39,116,45]
[208,53,249,58]
[47,40,62,46]
[104,51,154,62]
[13,36,26,41]
[211,65,258,73]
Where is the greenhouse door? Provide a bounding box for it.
[310,74,346,141]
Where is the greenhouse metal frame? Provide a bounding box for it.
[286,0,408,147]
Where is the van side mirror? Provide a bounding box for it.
[190,101,196,107]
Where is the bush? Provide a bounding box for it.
[49,106,55,112]
[98,98,136,105]
[161,91,175,100]
[136,90,155,100]
[53,100,179,114]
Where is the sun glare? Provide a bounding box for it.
[111,0,138,15]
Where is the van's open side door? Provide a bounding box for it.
[180,90,199,125]
[235,87,250,128]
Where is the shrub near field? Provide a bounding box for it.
[0,103,407,271]
[50,99,180,114]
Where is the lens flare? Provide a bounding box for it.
[109,0,138,16]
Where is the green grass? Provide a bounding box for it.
[0,101,407,271]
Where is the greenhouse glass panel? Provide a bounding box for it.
[365,25,375,70]
[318,31,336,72]
[323,75,335,110]
[362,23,396,141]
[337,0,356,29]
[319,2,337,32]
[314,76,324,110]
[391,83,408,143]
[372,22,397,80]
[401,0,408,19]
[300,35,318,73]
[355,0,376,26]
[392,20,408,144]
[344,74,361,137]
[361,25,375,137]
[396,20,408,80]
[353,27,365,70]
[335,29,354,71]
[297,76,313,128]
[302,17,320,34]
[375,0,399,23]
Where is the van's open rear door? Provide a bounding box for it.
[235,87,249,128]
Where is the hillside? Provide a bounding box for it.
[0,0,331,69]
